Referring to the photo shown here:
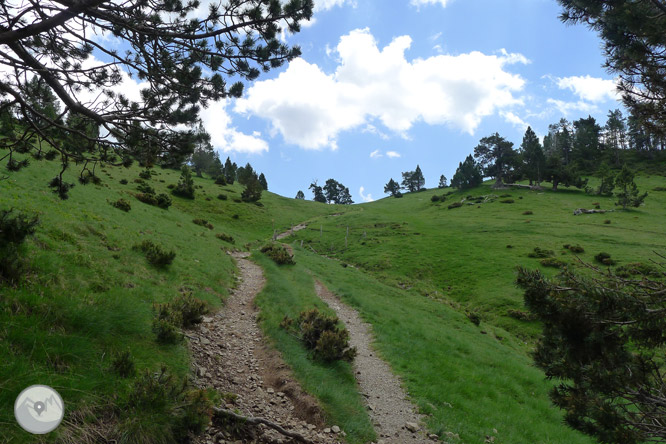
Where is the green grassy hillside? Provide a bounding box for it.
[0,158,343,443]
[2,155,663,443]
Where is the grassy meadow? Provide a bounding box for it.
[1,154,664,443]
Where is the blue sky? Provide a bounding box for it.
[115,0,626,202]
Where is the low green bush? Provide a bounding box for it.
[137,183,156,194]
[192,218,214,230]
[110,349,136,377]
[522,210,533,215]
[260,243,294,265]
[139,169,152,180]
[540,257,566,268]
[215,176,227,185]
[528,247,554,258]
[280,308,356,363]
[594,252,616,266]
[507,309,536,321]
[217,193,228,200]
[133,240,176,268]
[466,311,481,326]
[111,198,132,212]
[448,202,463,209]
[500,199,514,204]
[615,262,660,278]
[216,233,235,244]
[120,179,128,185]
[0,208,39,283]
[563,244,585,253]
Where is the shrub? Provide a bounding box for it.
[540,257,566,268]
[135,192,158,206]
[169,292,208,329]
[217,193,228,200]
[172,166,195,199]
[137,183,156,195]
[281,309,356,363]
[155,193,172,209]
[111,198,132,212]
[653,186,666,191]
[507,309,536,321]
[448,202,463,209]
[167,183,175,190]
[260,243,294,265]
[594,252,616,266]
[216,233,235,244]
[563,244,585,253]
[233,198,242,203]
[431,195,440,202]
[500,199,514,204]
[500,194,512,198]
[528,247,554,258]
[120,179,128,185]
[0,209,39,283]
[134,178,144,184]
[139,169,152,180]
[604,219,611,224]
[522,210,533,215]
[241,178,263,202]
[192,218,213,229]
[615,262,660,278]
[111,349,136,377]
[467,311,481,326]
[133,240,176,268]
[214,176,227,185]
[121,365,215,442]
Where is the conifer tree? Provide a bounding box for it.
[223,157,236,185]
[438,175,447,188]
[309,181,326,203]
[384,178,402,197]
[451,155,482,190]
[520,126,545,186]
[258,173,268,191]
[614,166,647,209]
[295,190,305,200]
[473,133,516,188]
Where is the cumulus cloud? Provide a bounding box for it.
[359,186,374,202]
[236,28,527,150]
[200,100,269,154]
[370,149,383,159]
[556,75,620,102]
[386,151,401,158]
[547,98,598,116]
[500,111,529,130]
[315,0,356,12]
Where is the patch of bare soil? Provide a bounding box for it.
[189,252,342,444]
[314,281,435,444]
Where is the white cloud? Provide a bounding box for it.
[200,100,269,154]
[547,98,598,116]
[370,149,383,159]
[359,186,374,202]
[315,0,356,12]
[500,111,529,130]
[556,75,620,102]
[411,0,451,7]
[236,28,527,150]
[386,151,401,158]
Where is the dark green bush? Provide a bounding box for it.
[281,309,356,363]
[217,193,228,200]
[522,210,533,215]
[133,240,176,268]
[467,311,481,326]
[172,166,195,199]
[594,252,616,266]
[507,309,536,321]
[448,202,463,209]
[540,257,566,268]
[500,199,514,204]
[233,198,242,203]
[431,195,441,202]
[137,183,155,194]
[563,244,585,253]
[615,262,660,278]
[120,365,214,442]
[192,218,213,230]
[111,349,136,377]
[156,193,172,209]
[111,198,132,212]
[0,209,39,283]
[216,233,235,244]
[134,178,144,184]
[260,243,294,265]
[139,169,152,180]
[652,186,666,191]
[167,183,175,189]
[135,192,158,206]
[604,219,611,224]
[214,176,227,185]
[528,247,554,258]
[500,194,512,198]
[120,179,128,185]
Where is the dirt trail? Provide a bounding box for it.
[275,223,307,240]
[190,252,342,444]
[314,281,433,444]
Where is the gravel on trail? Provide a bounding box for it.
[189,252,342,444]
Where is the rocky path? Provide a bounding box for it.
[314,281,433,444]
[190,252,342,444]
[275,224,308,240]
